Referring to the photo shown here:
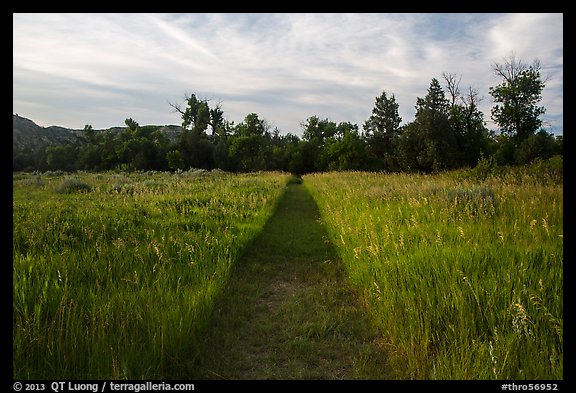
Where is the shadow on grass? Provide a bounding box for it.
[179,183,389,380]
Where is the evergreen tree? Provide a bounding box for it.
[363,90,402,136]
[397,78,455,172]
[363,90,402,171]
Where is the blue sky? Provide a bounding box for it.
[13,13,563,136]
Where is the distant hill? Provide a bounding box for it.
[12,114,184,151]
[13,114,86,151]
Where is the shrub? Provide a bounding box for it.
[21,175,44,187]
[468,154,499,181]
[444,185,497,217]
[528,155,563,184]
[56,177,92,194]
[44,170,67,177]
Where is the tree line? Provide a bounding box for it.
[13,55,562,174]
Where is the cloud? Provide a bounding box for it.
[13,13,563,135]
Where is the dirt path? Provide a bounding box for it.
[187,183,389,380]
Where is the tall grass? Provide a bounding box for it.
[13,170,290,379]
[304,168,562,379]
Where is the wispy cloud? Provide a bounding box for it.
[13,13,563,135]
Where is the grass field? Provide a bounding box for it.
[13,170,290,379]
[304,168,563,379]
[13,165,563,380]
[187,182,389,379]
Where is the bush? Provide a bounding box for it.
[468,154,499,181]
[21,175,45,187]
[528,155,563,184]
[44,170,67,177]
[444,185,497,217]
[56,177,92,194]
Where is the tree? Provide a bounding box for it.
[166,150,185,171]
[83,124,96,145]
[170,95,216,169]
[46,145,78,171]
[364,90,402,137]
[453,86,491,167]
[396,122,424,172]
[228,113,271,171]
[363,90,402,171]
[324,124,367,171]
[514,129,560,164]
[125,118,139,132]
[299,116,339,172]
[209,103,226,138]
[234,113,267,137]
[170,93,211,134]
[301,116,337,143]
[489,54,546,143]
[442,72,461,107]
[397,78,455,172]
[443,73,491,167]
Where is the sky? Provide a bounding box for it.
[13,13,563,137]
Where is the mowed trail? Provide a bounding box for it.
[187,182,389,380]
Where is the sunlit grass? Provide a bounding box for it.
[13,170,291,379]
[304,169,562,379]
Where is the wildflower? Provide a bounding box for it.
[458,226,465,239]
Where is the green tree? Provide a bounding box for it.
[179,128,214,170]
[324,124,366,171]
[300,116,340,172]
[46,145,78,171]
[397,78,455,172]
[78,124,103,169]
[171,95,212,169]
[443,73,491,167]
[125,118,139,132]
[78,144,103,171]
[170,93,211,134]
[150,129,171,170]
[166,150,185,171]
[83,124,96,144]
[301,116,337,143]
[13,147,36,171]
[209,103,226,138]
[234,113,266,137]
[364,91,402,136]
[279,133,303,175]
[514,129,560,164]
[228,113,270,171]
[489,54,546,143]
[182,94,211,134]
[396,122,427,172]
[363,90,402,171]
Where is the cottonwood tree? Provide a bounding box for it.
[299,116,338,172]
[489,54,546,144]
[169,94,214,169]
[228,113,270,171]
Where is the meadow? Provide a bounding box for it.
[13,169,291,379]
[304,164,563,379]
[13,162,563,380]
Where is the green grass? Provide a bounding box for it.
[13,167,563,380]
[304,170,563,380]
[13,170,290,379]
[187,183,389,380]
